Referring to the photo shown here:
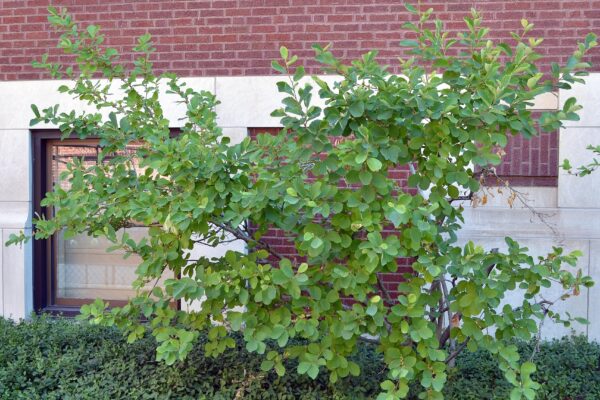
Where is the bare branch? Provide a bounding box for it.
[211,221,286,261]
[439,249,498,350]
[376,273,394,304]
[445,338,469,364]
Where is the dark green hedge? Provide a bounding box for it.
[1,316,599,399]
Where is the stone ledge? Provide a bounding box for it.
[0,75,566,130]
[461,206,600,240]
[0,202,31,229]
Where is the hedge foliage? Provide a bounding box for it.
[1,316,599,399]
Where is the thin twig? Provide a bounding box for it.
[211,221,285,261]
[445,338,469,364]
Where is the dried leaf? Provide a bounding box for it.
[451,313,461,327]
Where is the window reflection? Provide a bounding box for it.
[49,142,169,305]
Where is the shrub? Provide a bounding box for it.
[7,4,598,399]
[0,316,382,400]
[1,317,600,399]
[443,337,600,400]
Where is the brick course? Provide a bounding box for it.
[1,0,599,80]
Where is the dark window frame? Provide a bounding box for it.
[32,129,179,315]
[33,130,61,313]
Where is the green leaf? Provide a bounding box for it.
[510,388,522,400]
[349,101,365,117]
[399,39,419,48]
[279,46,288,60]
[271,60,286,74]
[275,362,286,376]
[366,303,377,316]
[293,66,305,82]
[521,361,536,376]
[527,73,543,89]
[307,364,319,379]
[298,361,311,374]
[87,25,99,38]
[311,237,324,249]
[272,269,288,285]
[355,152,368,164]
[31,104,40,118]
[298,263,308,274]
[405,3,418,14]
[359,170,372,185]
[367,158,383,172]
[261,360,274,371]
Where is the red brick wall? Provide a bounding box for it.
[2,0,600,80]
[496,132,558,187]
[494,111,559,187]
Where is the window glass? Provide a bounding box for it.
[48,141,170,306]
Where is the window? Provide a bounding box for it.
[32,131,171,313]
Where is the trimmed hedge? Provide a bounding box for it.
[1,316,599,399]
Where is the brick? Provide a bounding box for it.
[251,7,278,16]
[326,14,355,23]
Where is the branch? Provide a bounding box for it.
[376,273,394,304]
[478,168,561,239]
[438,278,456,361]
[123,222,163,228]
[445,338,469,364]
[145,274,163,299]
[211,221,285,261]
[439,249,498,348]
[192,236,239,247]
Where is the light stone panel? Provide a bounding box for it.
[0,81,82,130]
[0,75,558,130]
[0,130,31,202]
[0,79,216,130]
[558,73,600,209]
[456,187,557,209]
[221,127,248,145]
[461,207,600,240]
[558,127,600,208]
[586,240,600,341]
[215,75,341,129]
[2,228,32,319]
[529,92,558,110]
[0,202,31,229]
[215,76,286,128]
[559,73,600,128]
